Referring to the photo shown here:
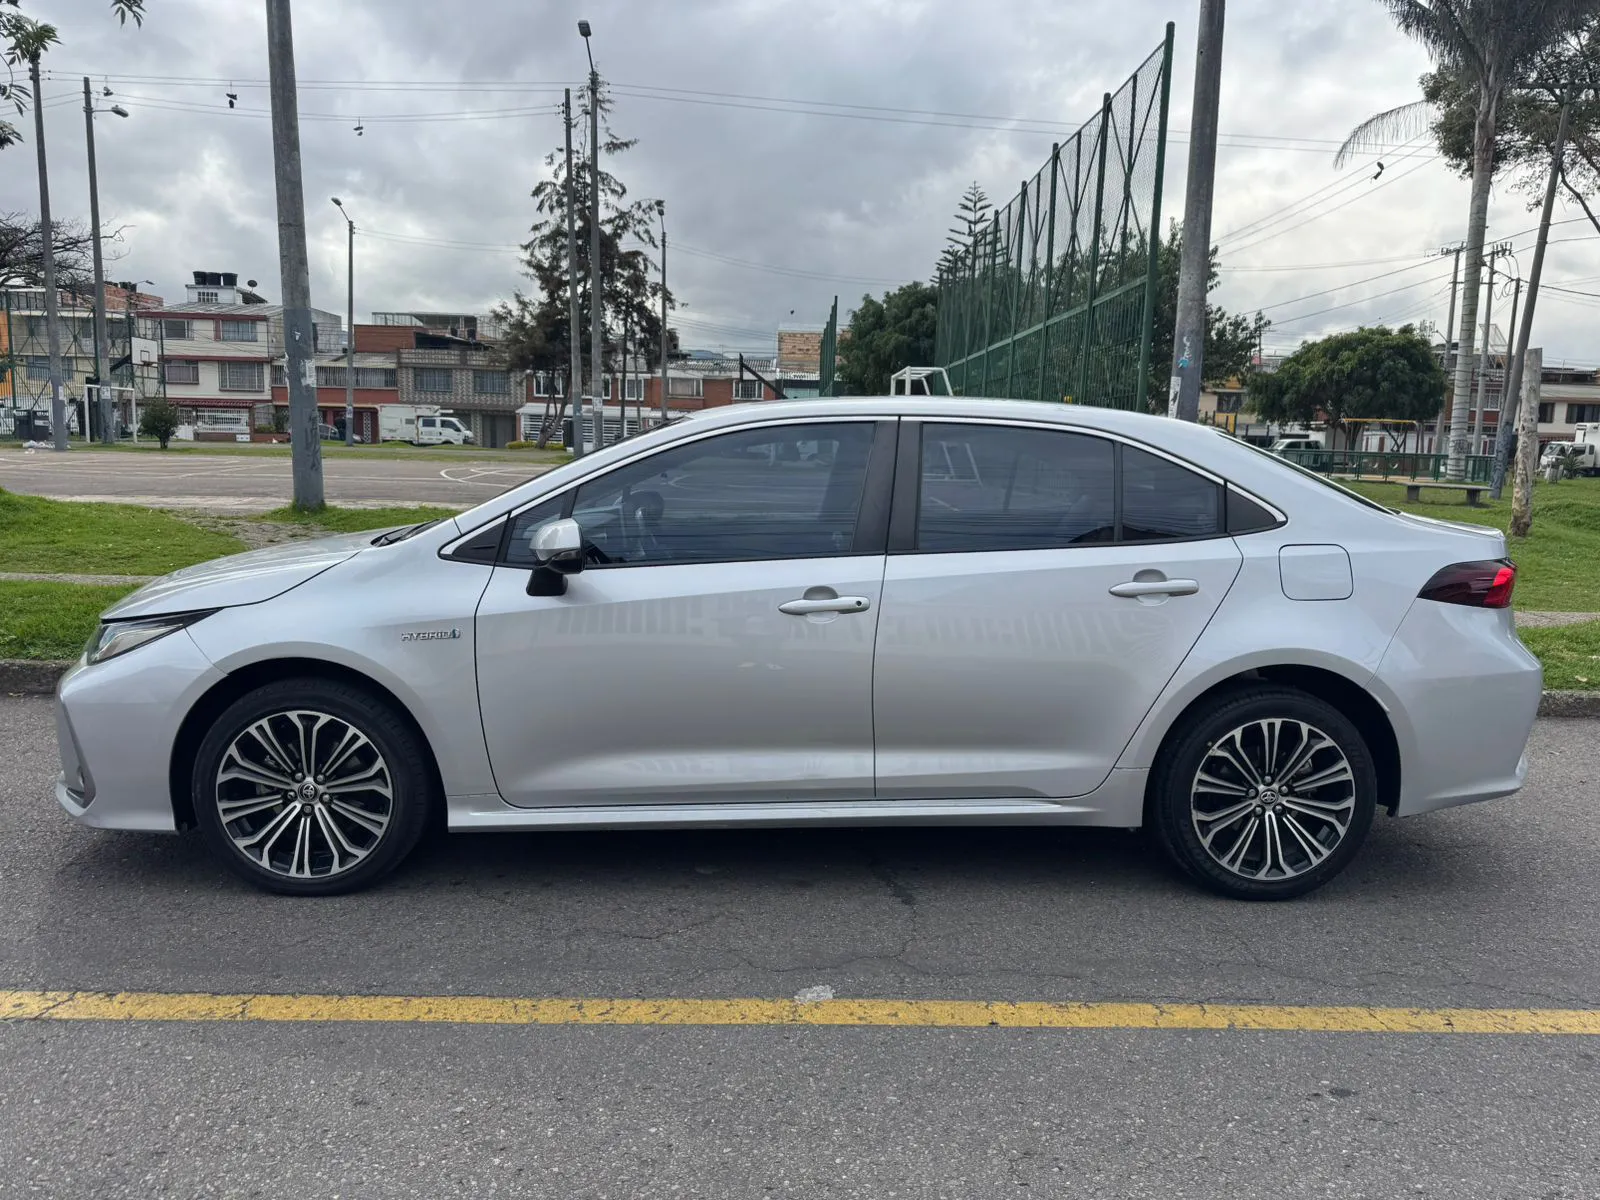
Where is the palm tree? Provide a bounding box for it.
[1338,0,1600,480]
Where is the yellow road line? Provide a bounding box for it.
[2,991,1599,1034]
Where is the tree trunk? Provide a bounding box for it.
[1511,346,1542,539]
[1446,90,1499,482]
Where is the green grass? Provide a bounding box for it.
[0,490,245,576]
[1519,621,1600,691]
[1340,477,1600,614]
[254,504,462,533]
[0,581,137,660]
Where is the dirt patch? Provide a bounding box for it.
[171,510,320,550]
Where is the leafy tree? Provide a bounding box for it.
[138,396,180,450]
[1148,222,1270,406]
[1339,0,1600,480]
[840,282,939,395]
[2,1,145,149]
[1248,325,1447,431]
[491,78,668,415]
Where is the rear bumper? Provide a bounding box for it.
[1374,601,1543,817]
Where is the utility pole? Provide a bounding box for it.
[582,23,605,452]
[1469,255,1498,447]
[265,0,323,509]
[30,56,68,451]
[563,88,583,456]
[332,198,356,446]
[1169,0,1225,422]
[657,199,668,426]
[83,78,112,444]
[1436,243,1464,453]
[1494,91,1571,500]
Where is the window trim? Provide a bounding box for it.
[440,415,896,568]
[886,416,1280,556]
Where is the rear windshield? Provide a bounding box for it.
[1226,434,1395,513]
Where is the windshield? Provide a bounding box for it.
[1227,434,1395,513]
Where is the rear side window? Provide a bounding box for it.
[1121,445,1222,542]
[916,423,1115,552]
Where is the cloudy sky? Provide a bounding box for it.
[8,0,1600,366]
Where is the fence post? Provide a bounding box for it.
[1077,93,1114,406]
[979,213,1000,394]
[1036,143,1061,402]
[1135,23,1176,413]
[1005,180,1027,399]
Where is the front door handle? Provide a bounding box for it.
[1109,578,1200,599]
[779,596,872,616]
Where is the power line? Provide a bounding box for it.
[1256,257,1438,313]
[672,242,909,286]
[1268,268,1456,327]
[1223,157,1439,259]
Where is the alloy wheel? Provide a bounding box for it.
[214,710,394,880]
[1190,718,1357,882]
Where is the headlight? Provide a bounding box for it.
[87,611,214,665]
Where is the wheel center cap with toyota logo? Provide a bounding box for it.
[299,781,319,800]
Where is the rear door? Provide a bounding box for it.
[873,420,1242,800]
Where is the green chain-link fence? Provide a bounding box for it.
[935,25,1174,411]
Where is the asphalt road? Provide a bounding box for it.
[1,695,1598,1198]
[0,448,552,511]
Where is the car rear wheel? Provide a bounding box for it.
[1149,687,1377,900]
[192,678,433,896]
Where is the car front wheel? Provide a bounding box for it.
[1149,687,1377,900]
[192,678,433,896]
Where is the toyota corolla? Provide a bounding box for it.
[54,399,1543,899]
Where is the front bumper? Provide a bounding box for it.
[1374,601,1543,817]
[54,629,227,832]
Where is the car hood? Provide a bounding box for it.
[102,530,381,621]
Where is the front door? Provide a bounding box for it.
[475,418,894,808]
[873,421,1243,800]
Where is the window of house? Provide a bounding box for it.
[195,407,248,430]
[1538,403,1555,424]
[316,366,346,388]
[1216,392,1244,414]
[1120,445,1222,542]
[623,377,645,401]
[164,359,200,384]
[667,376,703,398]
[25,316,48,337]
[414,367,452,392]
[219,320,260,342]
[162,319,193,341]
[25,355,51,381]
[532,372,564,397]
[473,369,511,395]
[734,379,765,401]
[915,423,1116,552]
[219,361,265,391]
[355,367,397,388]
[1567,403,1600,424]
[195,289,219,303]
[271,365,286,387]
[554,421,877,567]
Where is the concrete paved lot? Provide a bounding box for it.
[0,448,552,511]
[1,695,1597,1197]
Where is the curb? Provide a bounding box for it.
[6,659,1600,719]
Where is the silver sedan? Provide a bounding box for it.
[55,398,1543,899]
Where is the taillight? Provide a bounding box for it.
[1418,559,1517,609]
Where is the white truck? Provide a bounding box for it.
[1539,423,1600,477]
[377,404,474,446]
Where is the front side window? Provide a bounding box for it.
[1120,445,1222,541]
[915,423,1115,552]
[473,369,510,395]
[734,379,764,401]
[219,320,260,342]
[165,359,200,384]
[219,361,264,391]
[566,421,877,567]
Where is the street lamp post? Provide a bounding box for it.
[331,198,356,447]
[656,199,667,426]
[83,79,129,444]
[580,20,604,451]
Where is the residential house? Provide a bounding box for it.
[146,271,339,438]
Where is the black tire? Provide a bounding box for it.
[1148,686,1377,901]
[192,677,434,896]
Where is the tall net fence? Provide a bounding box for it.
[818,296,840,397]
[935,27,1174,411]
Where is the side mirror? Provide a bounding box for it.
[531,518,585,575]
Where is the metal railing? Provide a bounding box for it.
[1280,449,1497,484]
[934,27,1174,411]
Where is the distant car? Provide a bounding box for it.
[318,424,365,444]
[1270,436,1329,470]
[54,398,1542,900]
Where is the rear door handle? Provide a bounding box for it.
[1109,578,1200,599]
[779,596,872,616]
